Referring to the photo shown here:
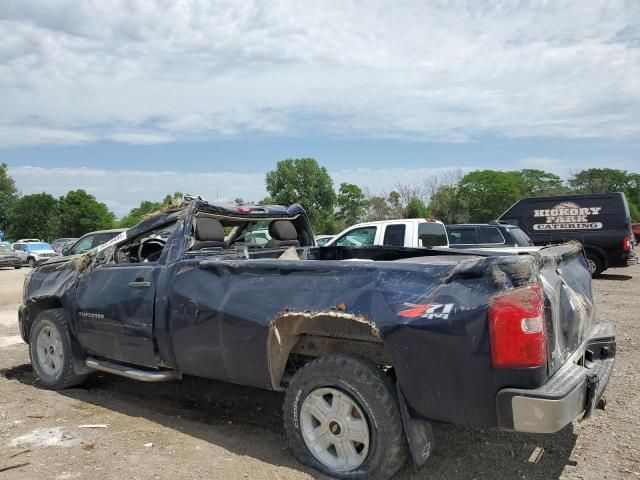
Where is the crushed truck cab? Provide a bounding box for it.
[19,198,615,480]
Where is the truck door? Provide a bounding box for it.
[75,263,158,367]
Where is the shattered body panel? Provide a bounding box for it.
[21,200,604,430]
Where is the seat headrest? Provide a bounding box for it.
[269,220,298,241]
[195,218,225,241]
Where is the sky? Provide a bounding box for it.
[1,0,639,217]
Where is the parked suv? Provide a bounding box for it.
[12,241,58,267]
[63,229,126,256]
[446,221,534,248]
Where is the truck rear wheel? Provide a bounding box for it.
[28,309,88,390]
[585,252,604,277]
[283,355,407,479]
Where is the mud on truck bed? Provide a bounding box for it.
[19,198,615,479]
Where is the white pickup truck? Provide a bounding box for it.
[325,218,540,253]
[326,218,449,248]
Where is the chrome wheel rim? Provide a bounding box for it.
[586,258,597,274]
[35,325,64,377]
[300,387,370,472]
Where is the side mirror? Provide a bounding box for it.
[62,247,70,256]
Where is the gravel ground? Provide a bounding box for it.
[0,259,639,480]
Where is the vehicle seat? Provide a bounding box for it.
[265,220,300,248]
[191,218,226,250]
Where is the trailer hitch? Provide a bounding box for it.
[581,374,600,421]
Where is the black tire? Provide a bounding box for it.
[283,355,408,479]
[585,252,604,277]
[27,257,36,268]
[28,309,88,390]
[14,266,22,269]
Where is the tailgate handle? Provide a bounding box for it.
[128,279,151,288]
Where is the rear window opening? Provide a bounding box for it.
[418,223,449,247]
[383,224,406,247]
[186,213,312,255]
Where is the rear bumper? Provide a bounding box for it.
[0,258,23,267]
[0,261,23,267]
[496,322,615,433]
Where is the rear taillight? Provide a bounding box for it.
[488,283,547,369]
[623,235,632,252]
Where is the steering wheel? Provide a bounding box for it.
[137,238,166,263]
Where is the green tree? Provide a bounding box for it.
[568,168,631,193]
[337,183,367,226]
[405,196,430,218]
[8,193,58,240]
[318,214,346,235]
[428,185,470,224]
[363,195,391,222]
[119,193,183,228]
[58,189,116,237]
[119,200,163,228]
[0,163,19,234]
[569,168,640,221]
[517,169,566,196]
[265,158,336,232]
[457,170,525,222]
[387,191,403,218]
[626,173,640,221]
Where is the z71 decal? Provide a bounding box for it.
[398,303,454,320]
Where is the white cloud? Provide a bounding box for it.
[0,1,639,146]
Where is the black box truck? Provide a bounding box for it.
[500,192,637,276]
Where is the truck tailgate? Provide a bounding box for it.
[537,244,596,375]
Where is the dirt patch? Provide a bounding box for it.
[10,427,79,448]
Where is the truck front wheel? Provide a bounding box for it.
[28,309,88,390]
[283,355,408,479]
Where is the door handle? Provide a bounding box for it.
[128,280,151,288]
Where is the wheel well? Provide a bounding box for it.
[583,248,606,267]
[267,311,390,390]
[23,298,62,343]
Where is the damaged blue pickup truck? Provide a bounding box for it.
[19,198,615,479]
